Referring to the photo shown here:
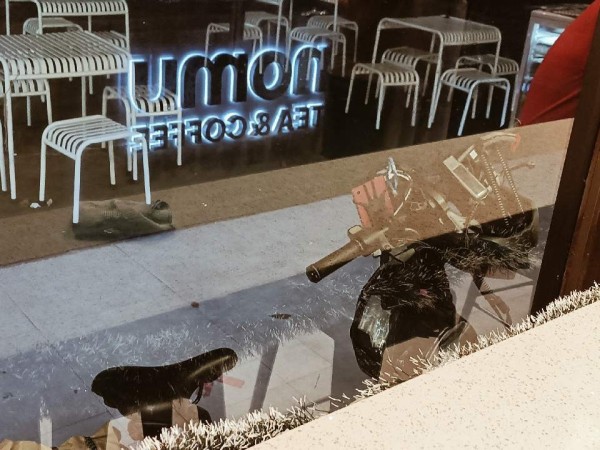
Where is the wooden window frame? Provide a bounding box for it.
[531,11,600,313]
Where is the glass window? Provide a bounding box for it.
[0,0,596,446]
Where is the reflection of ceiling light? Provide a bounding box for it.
[358,296,391,350]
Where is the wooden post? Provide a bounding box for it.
[531,12,600,314]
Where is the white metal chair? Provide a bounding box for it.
[455,54,519,116]
[253,0,293,54]
[307,14,358,63]
[205,23,263,58]
[0,74,53,127]
[380,46,439,95]
[102,85,182,177]
[245,11,289,46]
[431,68,510,136]
[39,115,151,223]
[346,62,420,129]
[287,0,346,76]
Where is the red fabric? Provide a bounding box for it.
[519,1,600,126]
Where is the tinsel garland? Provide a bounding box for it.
[138,284,600,450]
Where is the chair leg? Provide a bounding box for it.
[101,91,109,150]
[341,36,346,77]
[353,27,358,63]
[405,86,412,108]
[376,83,385,130]
[0,125,6,192]
[141,138,152,205]
[345,69,356,113]
[204,30,211,64]
[126,106,135,173]
[81,78,87,117]
[39,141,47,201]
[447,81,455,103]
[177,111,183,166]
[471,87,478,119]
[26,97,32,127]
[499,82,510,128]
[486,85,494,119]
[365,73,374,105]
[458,88,475,137]
[73,154,83,224]
[411,80,419,127]
[108,141,116,185]
[423,63,432,97]
[285,35,292,71]
[132,146,139,181]
[430,81,443,127]
[45,86,53,124]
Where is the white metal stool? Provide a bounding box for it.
[245,11,289,46]
[1,75,53,127]
[456,54,519,77]
[455,54,519,116]
[346,62,420,129]
[307,15,358,62]
[23,18,128,50]
[381,46,438,94]
[102,85,182,176]
[287,27,346,76]
[431,68,511,136]
[39,115,151,223]
[205,23,263,58]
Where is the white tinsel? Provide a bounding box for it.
[137,284,600,449]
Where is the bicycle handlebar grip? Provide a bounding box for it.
[306,240,364,283]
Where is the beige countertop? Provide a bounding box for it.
[254,300,600,449]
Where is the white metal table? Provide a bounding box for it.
[0,30,130,199]
[372,15,502,128]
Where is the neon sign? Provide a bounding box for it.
[127,45,326,148]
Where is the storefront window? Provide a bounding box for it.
[0,0,596,446]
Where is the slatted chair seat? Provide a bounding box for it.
[206,22,263,41]
[39,115,151,223]
[205,23,263,59]
[288,27,347,75]
[456,54,519,76]
[103,86,179,114]
[440,68,508,91]
[245,11,289,29]
[34,0,128,16]
[345,62,420,129]
[102,85,182,174]
[307,15,359,62]
[432,68,511,136]
[0,73,52,127]
[91,30,128,49]
[0,77,48,96]
[6,0,130,47]
[23,17,82,34]
[245,11,289,46]
[381,46,439,68]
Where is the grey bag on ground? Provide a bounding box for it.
[73,199,174,240]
